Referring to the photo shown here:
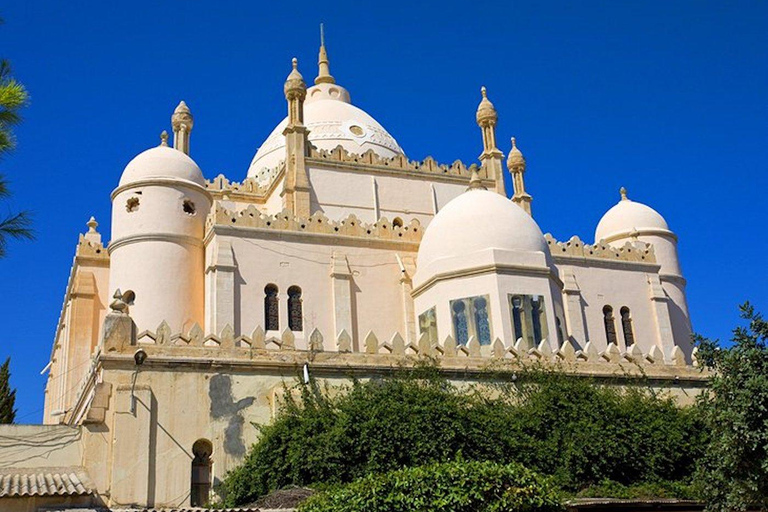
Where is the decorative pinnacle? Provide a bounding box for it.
[476,85,497,126]
[315,23,335,85]
[171,100,193,132]
[86,216,98,233]
[467,165,487,191]
[160,130,169,146]
[620,187,628,201]
[507,136,525,170]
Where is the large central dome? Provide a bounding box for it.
[247,47,404,181]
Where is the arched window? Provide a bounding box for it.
[392,217,404,228]
[264,284,279,331]
[190,439,212,507]
[603,305,618,346]
[620,306,635,347]
[288,286,303,332]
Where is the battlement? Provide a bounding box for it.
[207,202,423,245]
[205,162,285,201]
[101,313,701,377]
[545,234,656,264]
[307,145,488,183]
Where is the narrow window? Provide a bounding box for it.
[603,305,618,346]
[288,286,303,332]
[620,306,635,347]
[511,296,524,342]
[451,300,469,345]
[449,295,492,346]
[190,439,212,507]
[183,199,196,215]
[264,284,279,331]
[418,307,438,345]
[508,295,549,349]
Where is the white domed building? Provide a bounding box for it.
[1,37,703,512]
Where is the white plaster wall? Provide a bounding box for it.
[558,262,661,352]
[306,166,466,225]
[110,184,210,334]
[222,233,416,348]
[414,272,560,349]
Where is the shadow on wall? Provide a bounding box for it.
[208,374,255,457]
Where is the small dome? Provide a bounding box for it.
[417,188,549,271]
[595,190,670,242]
[248,83,404,180]
[119,146,205,187]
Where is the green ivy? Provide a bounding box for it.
[220,364,704,506]
[297,461,564,512]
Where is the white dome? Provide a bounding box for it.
[417,189,549,271]
[595,197,670,242]
[119,146,205,187]
[248,83,404,180]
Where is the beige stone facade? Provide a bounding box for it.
[2,41,704,510]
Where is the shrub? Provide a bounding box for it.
[220,364,704,506]
[297,460,564,512]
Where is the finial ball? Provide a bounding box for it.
[620,187,628,201]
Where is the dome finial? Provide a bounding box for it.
[620,186,628,201]
[159,130,169,147]
[467,165,486,191]
[315,23,336,85]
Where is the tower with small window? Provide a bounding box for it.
[109,104,212,334]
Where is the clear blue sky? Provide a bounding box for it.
[0,1,766,422]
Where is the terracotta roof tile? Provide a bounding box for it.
[0,467,93,498]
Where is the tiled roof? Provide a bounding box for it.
[0,467,93,498]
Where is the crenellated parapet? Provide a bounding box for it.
[205,163,285,201]
[207,202,423,244]
[545,234,656,264]
[102,317,702,377]
[308,145,491,184]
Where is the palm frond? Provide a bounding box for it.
[0,210,34,258]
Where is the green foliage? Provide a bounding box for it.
[694,302,768,512]
[573,480,696,500]
[0,26,34,257]
[220,365,703,506]
[0,357,17,424]
[297,461,564,512]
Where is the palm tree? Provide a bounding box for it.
[0,57,33,256]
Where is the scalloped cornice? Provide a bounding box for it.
[545,234,656,264]
[207,202,423,245]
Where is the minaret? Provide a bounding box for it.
[171,100,193,155]
[315,23,335,85]
[475,87,506,196]
[282,58,311,217]
[507,137,532,215]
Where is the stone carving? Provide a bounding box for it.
[544,234,656,264]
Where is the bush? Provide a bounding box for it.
[297,460,564,512]
[220,365,704,506]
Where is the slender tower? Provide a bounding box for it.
[475,86,506,196]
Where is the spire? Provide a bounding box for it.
[171,101,193,155]
[620,187,629,201]
[475,86,505,196]
[507,137,532,216]
[315,23,335,85]
[159,130,169,147]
